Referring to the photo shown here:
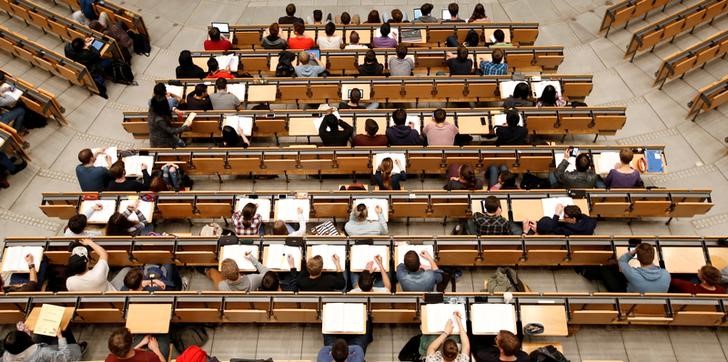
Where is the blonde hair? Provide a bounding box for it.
[307,255,323,277]
[220,258,240,281]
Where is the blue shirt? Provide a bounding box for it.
[317,345,365,362]
[75,164,110,192]
[480,61,508,75]
[396,264,443,292]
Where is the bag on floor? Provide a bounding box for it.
[529,345,570,362]
[485,267,524,293]
[170,325,209,354]
[23,109,48,129]
[397,334,422,361]
[128,31,151,56]
[111,60,136,85]
[520,172,550,190]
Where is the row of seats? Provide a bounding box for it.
[0,0,125,61]
[226,22,540,48]
[687,73,728,119]
[54,0,149,39]
[4,234,727,271]
[2,70,67,126]
[122,107,627,141]
[0,126,30,162]
[190,46,565,75]
[0,24,100,93]
[38,189,714,221]
[160,74,594,105]
[653,29,728,88]
[625,0,728,60]
[599,0,681,36]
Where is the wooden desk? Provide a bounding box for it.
[125,304,172,334]
[457,116,490,135]
[25,306,75,332]
[248,84,277,102]
[520,305,568,336]
[708,248,728,270]
[351,116,386,136]
[509,199,590,222]
[660,247,706,274]
[470,199,511,216]
[289,117,317,136]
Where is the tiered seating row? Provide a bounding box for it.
[52,0,149,39]
[625,0,728,60]
[227,22,539,48]
[2,71,67,125]
[122,107,627,141]
[0,126,30,161]
[687,73,728,119]
[654,29,728,88]
[39,189,713,222]
[0,24,99,93]
[599,0,683,36]
[190,46,565,76]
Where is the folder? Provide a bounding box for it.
[644,150,664,172]
[31,304,67,337]
[125,304,172,334]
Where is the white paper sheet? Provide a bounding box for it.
[349,245,389,271]
[92,147,117,168]
[79,200,117,224]
[264,244,302,271]
[122,155,154,177]
[470,304,517,335]
[222,115,253,136]
[310,244,346,271]
[226,84,246,101]
[220,244,260,271]
[322,303,366,334]
[396,242,433,269]
[498,81,521,99]
[352,198,389,222]
[1,246,43,272]
[541,197,574,218]
[274,199,310,222]
[118,199,154,223]
[422,304,466,334]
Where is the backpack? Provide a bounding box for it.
[110,60,136,85]
[520,172,550,190]
[486,267,524,293]
[275,51,296,77]
[128,31,151,56]
[529,345,570,362]
[170,325,209,354]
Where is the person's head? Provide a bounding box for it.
[123,268,144,290]
[634,242,655,266]
[153,82,167,98]
[492,48,504,64]
[471,3,486,20]
[403,250,420,272]
[269,23,280,38]
[447,2,459,18]
[66,246,90,277]
[209,27,221,41]
[619,148,634,165]
[392,108,407,125]
[67,213,88,234]
[178,50,194,67]
[222,125,242,147]
[699,265,722,286]
[379,23,390,37]
[433,108,446,124]
[149,175,169,192]
[506,109,519,127]
[456,45,468,60]
[285,3,296,16]
[358,270,374,291]
[306,255,324,277]
[349,30,360,44]
[379,157,394,189]
[241,202,257,228]
[193,83,208,97]
[364,119,379,136]
[354,203,368,221]
[3,330,34,355]
[322,113,340,133]
[483,196,501,214]
[563,205,582,220]
[495,330,521,357]
[108,160,126,179]
[512,82,530,100]
[271,220,288,235]
[261,271,280,291]
[391,9,404,23]
[459,164,478,189]
[368,10,381,23]
[349,88,362,104]
[331,339,348,362]
[341,11,351,25]
[494,29,505,43]
[71,37,85,52]
[78,148,94,165]
[221,258,241,282]
[106,212,137,236]
[108,328,134,358]
[465,30,479,47]
[293,22,305,36]
[575,153,592,172]
[396,43,408,59]
[215,77,227,91]
[442,339,459,361]
[539,85,558,105]
[325,21,336,36]
[313,9,323,23]
[364,49,377,64]
[421,3,434,16]
[298,51,311,65]
[207,57,220,73]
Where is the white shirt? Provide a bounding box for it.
[65,259,117,292]
[345,44,369,49]
[317,35,343,49]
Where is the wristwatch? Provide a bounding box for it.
[27,263,35,270]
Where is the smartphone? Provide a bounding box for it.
[570,147,579,157]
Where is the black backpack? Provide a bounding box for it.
[110,60,136,85]
[170,325,209,354]
[128,31,151,56]
[275,51,296,77]
[529,345,570,362]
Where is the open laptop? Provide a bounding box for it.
[211,22,230,37]
[306,49,320,59]
[441,9,452,19]
[413,8,422,19]
[91,39,104,51]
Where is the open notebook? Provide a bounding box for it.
[220,245,260,271]
[122,155,154,177]
[498,81,522,99]
[118,199,154,223]
[541,197,574,218]
[235,198,271,221]
[1,84,23,101]
[470,304,517,335]
[421,304,466,334]
[322,303,367,334]
[92,147,117,168]
[594,151,621,174]
[222,115,253,136]
[492,112,523,127]
[553,152,576,172]
[165,85,184,98]
[274,199,310,222]
[352,198,389,222]
[350,245,389,271]
[2,246,43,272]
[215,54,239,72]
[531,80,562,98]
[309,245,346,271]
[372,153,406,174]
[264,244,302,271]
[396,243,433,270]
[79,200,117,223]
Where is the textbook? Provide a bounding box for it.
[498,81,520,99]
[396,242,434,269]
[541,197,574,218]
[122,155,154,177]
[645,150,664,172]
[421,303,466,334]
[1,246,43,272]
[531,80,562,98]
[222,115,253,136]
[372,152,406,174]
[350,245,389,271]
[322,303,366,334]
[492,112,523,127]
[235,198,272,221]
[220,244,260,271]
[33,304,66,337]
[226,84,246,101]
[79,200,116,224]
[594,151,621,174]
[264,244,302,271]
[274,199,310,222]
[118,198,154,223]
[310,244,346,271]
[92,147,117,168]
[470,304,517,335]
[352,198,389,221]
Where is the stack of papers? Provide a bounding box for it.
[118,199,154,223]
[264,244,302,271]
[92,147,118,168]
[421,304,466,334]
[2,246,43,272]
[352,198,389,221]
[215,54,239,72]
[274,199,310,222]
[220,244,260,271]
[372,153,406,174]
[322,303,366,334]
[594,151,620,174]
[79,200,117,224]
[396,243,434,269]
[226,84,246,101]
[541,197,574,218]
[310,244,346,271]
[166,85,184,98]
[122,155,154,177]
[235,198,271,221]
[470,304,517,335]
[222,115,253,136]
[350,245,389,271]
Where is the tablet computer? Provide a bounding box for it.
[306,49,320,59]
[211,22,230,36]
[413,8,422,19]
[91,39,104,51]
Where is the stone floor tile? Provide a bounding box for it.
[668,328,727,362]
[621,327,677,362]
[574,326,628,361]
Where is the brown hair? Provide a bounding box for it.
[149,176,169,192]
[483,196,500,213]
[492,48,504,64]
[354,203,368,221]
[269,23,280,37]
[108,327,133,358]
[563,205,582,218]
[367,10,381,23]
[442,339,459,360]
[78,148,93,164]
[619,148,634,165]
[293,22,305,35]
[403,250,420,272]
[272,220,288,235]
[364,118,379,136]
[635,243,655,265]
[700,265,722,286]
[123,268,144,290]
[307,255,323,277]
[459,164,478,190]
[496,330,521,356]
[241,203,257,228]
[108,160,126,179]
[221,259,240,281]
[379,157,393,190]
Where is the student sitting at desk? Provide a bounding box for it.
[550,147,601,189]
[345,204,388,236]
[358,50,384,76]
[339,88,368,109]
[350,255,391,292]
[425,311,469,362]
[105,160,151,192]
[468,3,488,23]
[443,3,465,22]
[444,164,484,190]
[387,108,423,145]
[76,148,111,192]
[372,23,398,49]
[260,255,298,292]
[469,196,518,235]
[491,29,512,47]
[295,51,326,78]
[318,22,344,49]
[64,37,108,99]
[278,3,304,24]
[1,254,42,292]
[206,254,269,291]
[670,265,725,294]
[317,338,366,362]
[204,27,232,51]
[345,31,368,49]
[123,264,183,291]
[523,204,596,236]
[319,113,354,146]
[0,82,28,139]
[397,250,444,291]
[288,23,315,50]
[375,157,407,190]
[183,84,212,111]
[389,9,408,23]
[232,202,262,235]
[337,12,357,25]
[604,148,644,188]
[297,255,346,291]
[474,330,528,362]
[312,9,323,24]
[271,207,306,236]
[2,329,84,362]
[206,57,235,79]
[176,50,206,79]
[413,3,438,23]
[365,10,382,23]
[495,109,527,146]
[106,327,166,362]
[64,204,104,237]
[389,44,415,76]
[89,18,133,62]
[480,48,508,76]
[536,84,566,107]
[105,206,151,237]
[210,78,241,110]
[0,152,26,188]
[222,125,251,148]
[503,82,532,108]
[618,242,670,293]
[66,239,120,292]
[262,23,288,49]
[148,83,190,148]
[423,108,459,146]
[353,119,388,146]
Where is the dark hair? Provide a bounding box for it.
[149,175,169,192]
[391,9,404,23]
[443,339,459,360]
[367,10,381,23]
[365,118,379,136]
[575,153,591,172]
[222,125,244,147]
[349,88,362,103]
[364,49,377,64]
[456,45,468,60]
[564,205,582,219]
[358,270,374,291]
[494,29,505,42]
[285,3,296,16]
[209,27,221,41]
[379,23,390,37]
[459,164,478,190]
[3,330,34,355]
[153,82,167,97]
[354,203,368,221]
[421,3,434,16]
[341,12,351,24]
[123,268,144,290]
[499,170,518,189]
[108,328,133,358]
[447,2,459,17]
[404,250,420,272]
[106,212,137,236]
[465,30,479,47]
[215,77,227,90]
[71,37,85,52]
[193,83,207,96]
[178,50,194,67]
[512,82,530,100]
[700,265,722,286]
[392,108,407,125]
[497,330,521,356]
[325,22,336,36]
[78,148,93,164]
[538,85,558,106]
[269,23,280,38]
[241,203,257,228]
[470,3,486,21]
[207,57,220,73]
[349,31,360,44]
[331,339,348,362]
[506,109,519,127]
[635,243,655,265]
[396,44,408,59]
[108,160,126,179]
[66,254,89,277]
[261,271,280,291]
[492,48,504,64]
[433,108,446,123]
[483,195,500,213]
[313,9,323,22]
[293,22,305,35]
[68,214,88,234]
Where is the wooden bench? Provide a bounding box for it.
[52,0,149,39]
[122,107,626,143]
[654,29,728,88]
[686,73,728,120]
[0,24,100,94]
[599,0,684,36]
[1,71,67,125]
[0,126,30,162]
[625,0,728,61]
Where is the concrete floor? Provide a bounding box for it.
[1,0,728,360]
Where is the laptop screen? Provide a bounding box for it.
[306,49,320,59]
[441,9,452,19]
[91,40,104,51]
[211,22,230,34]
[413,8,422,19]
